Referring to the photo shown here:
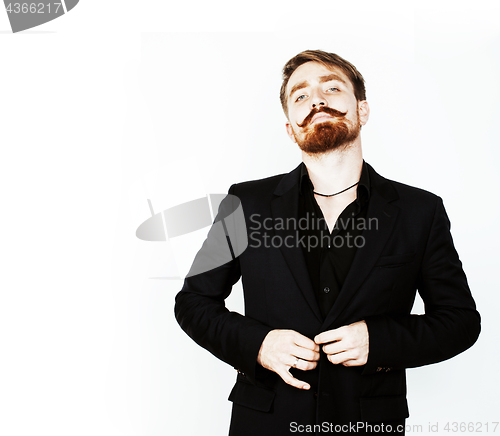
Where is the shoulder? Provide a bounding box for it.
[366,163,444,221]
[227,174,286,216]
[368,162,441,203]
[229,164,302,199]
[391,178,441,203]
[225,167,301,216]
[231,173,286,196]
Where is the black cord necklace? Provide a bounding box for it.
[313,181,359,198]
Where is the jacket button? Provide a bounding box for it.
[323,287,330,294]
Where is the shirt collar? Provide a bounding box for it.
[299,160,371,199]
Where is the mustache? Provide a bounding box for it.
[297,107,347,128]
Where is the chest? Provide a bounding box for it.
[315,194,357,233]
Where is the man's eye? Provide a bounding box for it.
[295,94,306,102]
[328,87,339,92]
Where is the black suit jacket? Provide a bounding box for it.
[175,162,480,435]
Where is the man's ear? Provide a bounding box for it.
[286,122,297,143]
[358,101,370,126]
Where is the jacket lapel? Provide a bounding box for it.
[321,163,400,329]
[271,165,323,323]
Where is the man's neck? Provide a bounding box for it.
[301,142,363,195]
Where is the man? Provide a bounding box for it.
[174,50,480,435]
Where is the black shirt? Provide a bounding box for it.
[298,161,371,319]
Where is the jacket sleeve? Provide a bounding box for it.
[363,196,480,374]
[174,184,272,383]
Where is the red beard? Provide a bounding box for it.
[294,109,361,154]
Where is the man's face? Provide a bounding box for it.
[285,62,369,154]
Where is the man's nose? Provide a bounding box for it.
[311,90,327,109]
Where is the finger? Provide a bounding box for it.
[342,358,365,367]
[327,351,353,365]
[279,368,311,390]
[314,327,345,345]
[292,357,318,371]
[291,345,320,362]
[292,333,320,352]
[322,341,347,355]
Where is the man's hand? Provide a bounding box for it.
[257,329,320,390]
[314,321,369,366]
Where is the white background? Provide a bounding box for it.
[0,1,499,435]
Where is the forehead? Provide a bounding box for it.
[286,61,353,96]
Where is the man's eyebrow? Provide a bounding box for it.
[288,74,348,99]
[289,80,308,99]
[319,74,347,85]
